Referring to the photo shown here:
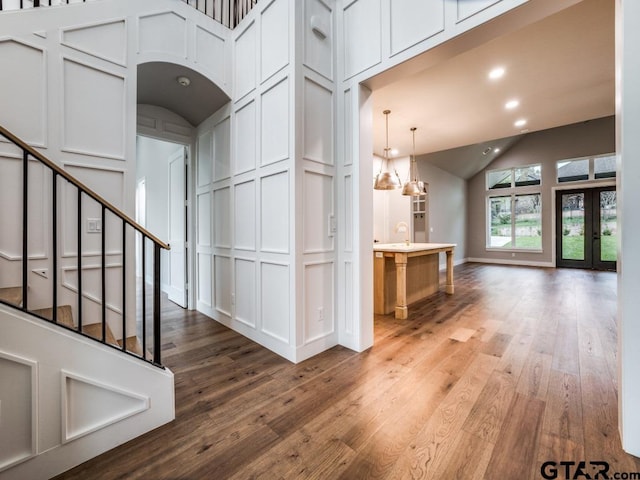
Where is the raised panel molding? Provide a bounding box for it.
[343,0,381,79]
[195,26,225,81]
[61,263,124,314]
[260,0,290,83]
[197,253,212,308]
[303,171,334,253]
[213,116,231,181]
[261,77,290,166]
[234,21,257,101]
[62,58,126,160]
[304,0,333,80]
[138,11,187,58]
[343,88,352,166]
[213,187,231,248]
[390,0,444,56]
[457,0,502,22]
[0,39,46,147]
[260,261,290,343]
[234,180,256,251]
[344,174,353,251]
[303,78,333,165]
[303,261,335,343]
[214,255,232,316]
[197,192,211,247]
[197,130,213,188]
[0,351,37,472]
[62,19,127,67]
[61,371,149,443]
[260,171,289,253]
[344,261,353,335]
[234,258,256,328]
[233,100,257,175]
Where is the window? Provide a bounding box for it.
[556,154,615,183]
[487,164,541,189]
[489,193,542,249]
[487,163,542,251]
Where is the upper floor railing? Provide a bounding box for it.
[0,124,169,368]
[0,0,258,29]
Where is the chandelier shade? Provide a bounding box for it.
[374,110,402,190]
[402,127,428,196]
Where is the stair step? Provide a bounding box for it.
[32,305,74,327]
[0,286,23,306]
[118,336,150,359]
[83,322,119,347]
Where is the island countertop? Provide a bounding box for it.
[373,242,456,253]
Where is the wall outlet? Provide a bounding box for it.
[318,307,324,321]
[231,293,235,305]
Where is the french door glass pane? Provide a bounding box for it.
[561,193,585,260]
[490,196,511,247]
[600,191,617,262]
[514,194,541,248]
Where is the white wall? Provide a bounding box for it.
[616,0,640,457]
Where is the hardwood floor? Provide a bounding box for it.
[54,263,640,479]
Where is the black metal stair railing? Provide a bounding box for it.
[0,0,258,30]
[0,124,169,368]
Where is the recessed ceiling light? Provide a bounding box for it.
[505,99,519,109]
[514,119,527,128]
[390,148,399,156]
[482,147,492,155]
[494,148,501,153]
[176,75,191,87]
[489,67,505,80]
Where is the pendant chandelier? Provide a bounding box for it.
[374,110,402,190]
[402,127,428,196]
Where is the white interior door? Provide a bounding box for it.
[168,148,187,307]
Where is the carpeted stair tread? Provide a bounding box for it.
[0,286,23,306]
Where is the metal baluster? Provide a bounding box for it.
[22,151,28,311]
[142,237,147,360]
[121,221,127,352]
[101,205,106,342]
[52,172,58,323]
[34,0,40,7]
[77,189,82,332]
[153,243,161,365]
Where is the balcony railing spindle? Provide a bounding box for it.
[22,151,29,311]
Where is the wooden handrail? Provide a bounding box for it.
[0,124,170,250]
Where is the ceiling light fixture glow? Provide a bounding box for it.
[488,67,505,80]
[514,119,527,128]
[505,99,519,109]
[176,75,191,87]
[494,148,501,153]
[390,148,399,156]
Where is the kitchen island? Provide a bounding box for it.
[373,243,456,319]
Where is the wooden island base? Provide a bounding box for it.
[373,243,456,319]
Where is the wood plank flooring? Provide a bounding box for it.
[54,263,640,480]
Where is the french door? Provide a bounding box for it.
[556,187,617,270]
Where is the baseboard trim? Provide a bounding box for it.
[467,257,554,268]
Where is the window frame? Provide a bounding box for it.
[556,153,616,184]
[487,163,541,190]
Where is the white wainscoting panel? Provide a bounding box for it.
[342,0,381,79]
[214,255,232,316]
[213,116,231,181]
[303,78,333,165]
[344,174,353,251]
[260,262,289,343]
[0,39,46,146]
[62,59,125,159]
[62,372,149,443]
[138,12,187,58]
[457,0,502,22]
[303,171,333,253]
[260,77,290,166]
[304,0,333,80]
[62,19,127,66]
[344,261,353,335]
[390,0,444,56]
[195,26,225,80]
[234,258,256,327]
[197,253,212,308]
[234,21,257,101]
[197,130,213,188]
[303,261,334,343]
[233,100,257,174]
[0,351,36,472]
[234,180,256,251]
[260,171,289,253]
[343,88,352,166]
[197,192,211,247]
[213,187,231,248]
[260,0,289,83]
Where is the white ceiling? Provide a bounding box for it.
[369,0,615,175]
